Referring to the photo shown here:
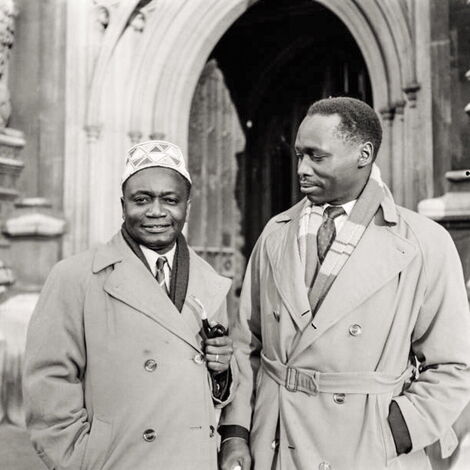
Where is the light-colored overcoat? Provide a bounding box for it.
[23,232,234,470]
[221,196,470,470]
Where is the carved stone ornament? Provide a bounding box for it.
[129,10,145,32]
[96,5,110,30]
[403,82,420,108]
[0,0,16,128]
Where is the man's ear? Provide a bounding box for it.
[185,199,191,222]
[358,142,373,168]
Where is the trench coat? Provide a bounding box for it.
[220,196,470,470]
[22,232,234,470]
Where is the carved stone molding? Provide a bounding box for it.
[379,108,395,121]
[149,131,165,140]
[4,213,65,237]
[418,170,470,220]
[129,10,145,32]
[394,100,406,115]
[4,197,65,237]
[0,129,24,210]
[0,0,17,129]
[403,82,420,108]
[3,198,65,293]
[84,124,102,142]
[128,130,143,144]
[95,5,110,31]
[0,258,14,294]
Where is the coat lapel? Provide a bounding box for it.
[265,200,311,331]
[94,233,203,352]
[289,220,417,362]
[180,249,232,335]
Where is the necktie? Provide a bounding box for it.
[317,206,346,264]
[156,256,168,294]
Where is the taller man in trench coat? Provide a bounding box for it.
[23,140,236,470]
[219,97,470,470]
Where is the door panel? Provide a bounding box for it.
[188,60,245,315]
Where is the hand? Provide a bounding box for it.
[219,438,251,470]
[204,335,233,373]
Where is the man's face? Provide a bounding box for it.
[121,167,189,253]
[295,113,368,205]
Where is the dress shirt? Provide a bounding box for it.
[307,199,357,235]
[140,243,176,290]
[324,199,356,232]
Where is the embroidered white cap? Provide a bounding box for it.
[121,140,192,185]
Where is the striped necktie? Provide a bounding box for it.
[156,256,168,294]
[317,206,346,264]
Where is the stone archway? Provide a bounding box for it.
[76,0,434,251]
[124,0,430,210]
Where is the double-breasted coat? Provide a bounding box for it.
[23,232,234,470]
[221,196,470,470]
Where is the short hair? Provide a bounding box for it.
[306,97,382,160]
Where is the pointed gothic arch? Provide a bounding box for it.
[77,0,433,251]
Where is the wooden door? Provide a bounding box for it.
[187,59,245,315]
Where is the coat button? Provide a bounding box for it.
[193,353,204,365]
[144,359,157,372]
[271,439,279,450]
[143,428,157,442]
[209,425,215,438]
[319,462,332,470]
[333,393,346,404]
[349,324,362,336]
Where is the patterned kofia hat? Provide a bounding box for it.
[121,140,192,185]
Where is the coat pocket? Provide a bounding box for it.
[376,393,399,465]
[81,417,112,470]
[377,395,432,469]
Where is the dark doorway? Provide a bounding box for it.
[209,0,372,255]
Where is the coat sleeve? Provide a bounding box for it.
[210,297,240,408]
[393,226,470,456]
[219,238,263,430]
[22,259,91,470]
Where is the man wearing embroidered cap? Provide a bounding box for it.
[23,140,236,470]
[220,97,470,469]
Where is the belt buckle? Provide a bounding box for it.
[285,367,298,392]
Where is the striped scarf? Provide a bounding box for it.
[298,163,386,315]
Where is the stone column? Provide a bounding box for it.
[378,108,394,188]
[418,12,470,290]
[0,0,25,276]
[0,0,31,429]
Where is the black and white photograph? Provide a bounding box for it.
[1,0,470,469]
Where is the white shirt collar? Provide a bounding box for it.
[305,198,357,216]
[140,243,176,273]
[323,199,356,216]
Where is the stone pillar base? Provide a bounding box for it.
[3,197,65,291]
[418,170,470,296]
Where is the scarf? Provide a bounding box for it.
[121,224,190,312]
[298,163,386,316]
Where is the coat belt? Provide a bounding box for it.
[261,352,415,395]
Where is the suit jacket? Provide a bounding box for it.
[220,197,470,470]
[23,232,234,470]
